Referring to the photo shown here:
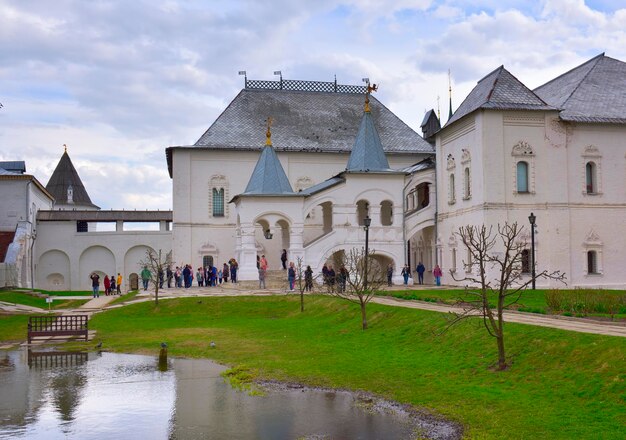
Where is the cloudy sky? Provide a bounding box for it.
[1,0,625,210]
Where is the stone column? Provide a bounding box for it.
[288,225,304,265]
[116,220,124,232]
[237,223,258,281]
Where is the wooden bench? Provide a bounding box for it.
[27,315,89,344]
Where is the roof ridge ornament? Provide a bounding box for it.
[63,143,67,153]
[265,117,273,146]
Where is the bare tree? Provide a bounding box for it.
[330,248,387,330]
[448,223,565,370]
[139,249,173,306]
[294,256,319,312]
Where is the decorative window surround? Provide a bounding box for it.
[512,141,535,194]
[582,146,603,196]
[209,175,229,218]
[582,229,604,276]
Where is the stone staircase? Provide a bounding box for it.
[233,269,291,290]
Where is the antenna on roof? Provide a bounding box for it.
[238,70,247,88]
[437,96,441,121]
[273,70,283,89]
[448,69,453,121]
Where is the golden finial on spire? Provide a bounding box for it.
[265,117,273,146]
[63,143,67,153]
[364,83,378,113]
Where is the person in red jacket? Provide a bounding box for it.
[103,275,111,295]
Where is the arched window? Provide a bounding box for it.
[585,162,596,194]
[356,200,369,226]
[212,188,224,217]
[416,183,430,208]
[521,249,530,274]
[516,161,529,193]
[380,201,393,226]
[587,251,598,274]
[449,174,456,204]
[209,175,229,218]
[464,167,471,199]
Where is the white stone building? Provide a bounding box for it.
[2,54,625,289]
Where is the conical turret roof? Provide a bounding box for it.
[346,109,391,172]
[46,151,99,208]
[243,145,294,195]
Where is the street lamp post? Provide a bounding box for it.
[363,216,371,290]
[528,212,536,290]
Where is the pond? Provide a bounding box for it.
[0,349,459,439]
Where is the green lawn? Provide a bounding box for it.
[0,314,31,343]
[84,295,625,439]
[9,288,92,296]
[382,288,626,318]
[0,291,88,310]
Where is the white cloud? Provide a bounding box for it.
[1,0,625,211]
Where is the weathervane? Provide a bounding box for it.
[265,117,273,145]
[364,81,378,113]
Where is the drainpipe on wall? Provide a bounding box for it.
[433,156,439,266]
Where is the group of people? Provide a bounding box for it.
[89,272,123,298]
[385,261,445,287]
[139,259,241,290]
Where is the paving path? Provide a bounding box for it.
[371,296,626,338]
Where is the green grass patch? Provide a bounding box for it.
[0,291,89,310]
[0,314,30,343]
[381,288,626,320]
[109,290,141,306]
[85,295,625,439]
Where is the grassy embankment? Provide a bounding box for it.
[80,295,625,439]
[382,288,626,319]
[0,291,89,310]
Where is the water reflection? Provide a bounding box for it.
[0,350,419,439]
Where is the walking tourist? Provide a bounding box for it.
[416,262,425,285]
[433,264,443,286]
[259,265,266,289]
[288,261,296,291]
[116,273,122,295]
[90,272,100,298]
[304,265,313,291]
[110,274,116,294]
[281,249,288,270]
[196,267,204,287]
[387,264,394,286]
[141,266,151,291]
[103,275,111,295]
[401,264,410,285]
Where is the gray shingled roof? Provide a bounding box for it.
[242,145,294,195]
[346,110,391,172]
[45,151,99,209]
[194,89,433,154]
[0,161,26,174]
[445,66,554,127]
[299,176,345,197]
[534,54,626,124]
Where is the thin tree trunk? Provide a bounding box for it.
[300,291,304,312]
[496,332,506,370]
[360,301,368,330]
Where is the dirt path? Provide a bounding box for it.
[371,296,626,338]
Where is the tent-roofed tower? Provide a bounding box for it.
[46,147,99,210]
[346,84,392,172]
[242,118,294,195]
